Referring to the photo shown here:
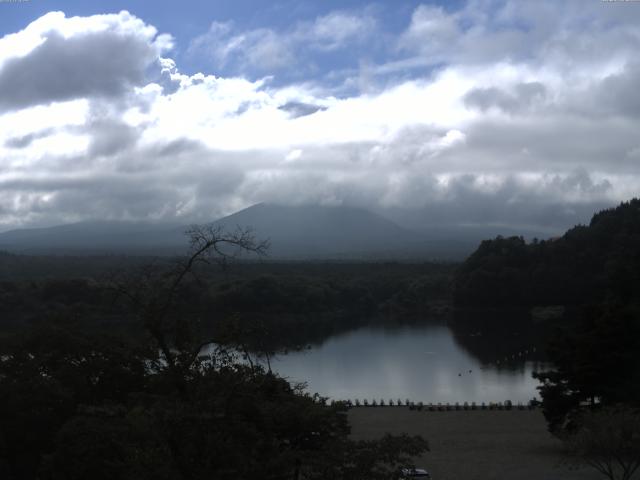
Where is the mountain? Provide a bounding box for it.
[0,221,186,255]
[211,203,428,259]
[1,203,528,259]
[0,204,435,259]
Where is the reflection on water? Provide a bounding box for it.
[270,324,547,403]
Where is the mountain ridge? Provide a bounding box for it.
[0,203,555,260]
[0,204,433,259]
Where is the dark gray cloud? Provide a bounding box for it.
[421,172,612,230]
[445,115,640,175]
[4,128,55,149]
[464,82,546,114]
[0,17,166,112]
[86,119,140,158]
[596,62,640,118]
[278,101,327,118]
[0,138,246,228]
[236,165,616,234]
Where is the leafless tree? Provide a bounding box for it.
[563,406,640,480]
[109,224,269,395]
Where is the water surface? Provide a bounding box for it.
[270,324,544,404]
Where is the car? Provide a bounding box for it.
[400,467,431,479]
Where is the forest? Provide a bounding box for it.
[0,258,453,350]
[453,198,640,308]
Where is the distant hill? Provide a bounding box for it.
[210,203,430,259]
[0,204,449,259]
[0,221,186,255]
[2,202,560,260]
[217,203,552,259]
[453,198,640,308]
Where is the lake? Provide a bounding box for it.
[269,323,546,404]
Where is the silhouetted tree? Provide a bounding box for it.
[562,406,640,480]
[454,198,640,309]
[534,303,640,434]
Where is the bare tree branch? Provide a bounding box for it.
[106,224,269,396]
[563,406,640,480]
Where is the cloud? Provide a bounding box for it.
[190,22,294,73]
[398,4,459,60]
[594,62,640,118]
[188,11,376,76]
[304,11,377,51]
[278,101,327,118]
[0,3,639,233]
[464,82,546,114]
[4,128,55,149]
[397,0,640,71]
[0,11,172,112]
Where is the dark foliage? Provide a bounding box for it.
[0,226,428,479]
[454,199,640,308]
[454,200,640,435]
[561,406,640,480]
[533,303,640,434]
[0,261,453,351]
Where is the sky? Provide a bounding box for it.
[0,0,639,232]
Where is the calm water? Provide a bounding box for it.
[269,324,545,404]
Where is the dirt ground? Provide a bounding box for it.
[348,407,602,480]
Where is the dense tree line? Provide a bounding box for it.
[454,199,640,308]
[0,251,151,281]
[0,262,452,350]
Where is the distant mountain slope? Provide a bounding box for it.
[377,207,560,258]
[0,204,433,258]
[0,221,186,254]
[0,203,503,259]
[212,203,427,258]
